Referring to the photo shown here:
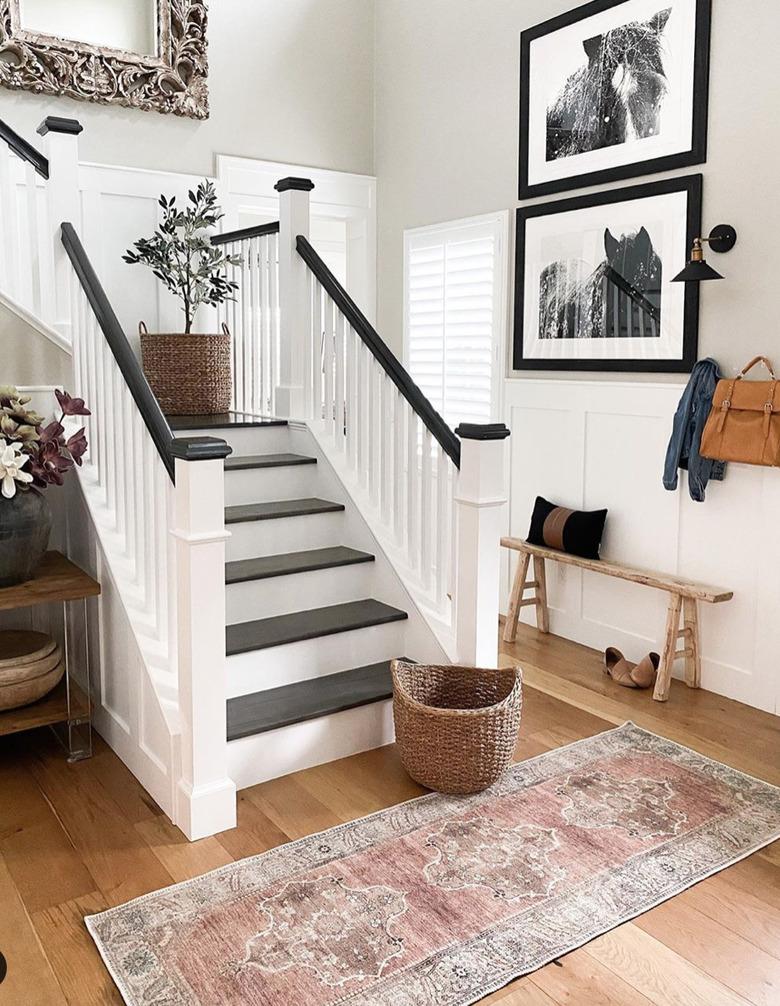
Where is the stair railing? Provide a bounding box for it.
[61,220,237,840]
[213,221,281,416]
[0,117,54,324]
[0,113,238,839]
[273,178,510,666]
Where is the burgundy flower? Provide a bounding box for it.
[39,420,65,445]
[55,389,91,417]
[66,428,88,466]
[28,440,74,487]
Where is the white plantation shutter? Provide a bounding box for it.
[405,215,506,430]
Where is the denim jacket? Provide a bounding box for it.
[663,358,726,503]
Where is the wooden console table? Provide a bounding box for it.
[501,539,733,704]
[0,551,100,760]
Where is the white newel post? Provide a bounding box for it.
[171,438,237,840]
[37,116,82,339]
[454,423,511,667]
[275,176,314,420]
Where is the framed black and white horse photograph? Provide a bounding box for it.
[513,175,701,373]
[519,0,711,198]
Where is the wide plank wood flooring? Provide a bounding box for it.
[0,624,778,1005]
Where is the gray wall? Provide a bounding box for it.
[374,0,780,376]
[1,0,375,178]
[2,303,71,387]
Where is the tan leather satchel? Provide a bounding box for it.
[700,356,780,466]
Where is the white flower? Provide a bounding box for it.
[0,439,34,499]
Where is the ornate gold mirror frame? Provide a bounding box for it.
[0,0,209,119]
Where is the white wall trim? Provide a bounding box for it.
[503,377,779,714]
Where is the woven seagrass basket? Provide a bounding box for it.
[391,660,523,795]
[139,322,232,415]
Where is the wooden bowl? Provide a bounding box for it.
[0,630,64,711]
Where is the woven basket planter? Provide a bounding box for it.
[139,323,232,415]
[391,660,523,795]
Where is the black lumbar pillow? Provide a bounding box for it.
[527,496,608,561]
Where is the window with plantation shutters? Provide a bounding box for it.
[404,213,507,431]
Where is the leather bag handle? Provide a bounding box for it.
[138,321,148,336]
[738,356,776,380]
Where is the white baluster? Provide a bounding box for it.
[346,325,359,470]
[230,248,242,414]
[0,146,19,299]
[420,429,433,591]
[380,373,393,524]
[24,161,41,315]
[269,232,280,416]
[406,408,420,574]
[241,239,251,413]
[435,446,452,610]
[249,236,262,415]
[368,362,380,505]
[261,235,272,415]
[323,295,334,433]
[393,387,406,543]
[334,312,346,450]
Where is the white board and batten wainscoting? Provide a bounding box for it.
[76,155,377,351]
[502,378,780,716]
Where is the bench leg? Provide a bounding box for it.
[654,593,683,702]
[683,597,702,689]
[503,551,531,643]
[534,556,550,634]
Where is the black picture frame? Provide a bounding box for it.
[513,174,702,373]
[519,0,711,199]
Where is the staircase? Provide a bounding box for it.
[0,113,510,840]
[170,412,442,789]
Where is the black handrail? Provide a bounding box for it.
[61,223,231,482]
[0,119,49,179]
[211,221,280,246]
[296,236,461,468]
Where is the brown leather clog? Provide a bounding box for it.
[604,647,660,690]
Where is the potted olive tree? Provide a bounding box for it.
[124,180,241,415]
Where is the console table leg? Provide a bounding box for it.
[654,593,683,703]
[51,596,93,762]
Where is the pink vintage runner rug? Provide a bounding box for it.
[87,723,780,1005]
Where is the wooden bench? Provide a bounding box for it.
[501,538,733,703]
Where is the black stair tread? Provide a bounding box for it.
[225,498,345,524]
[225,453,317,472]
[167,412,287,431]
[226,547,374,584]
[227,659,404,741]
[226,599,408,655]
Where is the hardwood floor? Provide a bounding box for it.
[1,625,778,1005]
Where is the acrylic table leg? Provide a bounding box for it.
[50,596,93,762]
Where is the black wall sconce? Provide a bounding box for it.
[671,224,738,283]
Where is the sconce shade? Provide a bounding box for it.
[671,259,724,283]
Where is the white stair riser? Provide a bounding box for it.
[228,699,394,789]
[226,562,376,623]
[226,511,345,561]
[178,426,292,456]
[226,621,406,697]
[224,465,318,506]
